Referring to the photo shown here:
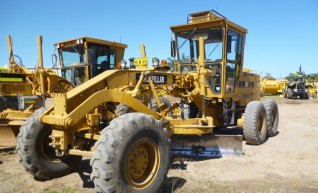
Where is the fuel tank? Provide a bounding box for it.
[262,80,280,95]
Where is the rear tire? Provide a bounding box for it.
[90,113,170,193]
[283,89,287,98]
[263,99,279,137]
[151,97,172,117]
[16,108,81,180]
[243,101,268,145]
[305,94,309,99]
[115,103,131,116]
[287,88,293,99]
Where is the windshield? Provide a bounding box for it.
[60,45,85,67]
[297,82,305,89]
[58,43,114,86]
[176,27,223,63]
[58,44,85,85]
[291,76,304,82]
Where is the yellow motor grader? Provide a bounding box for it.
[0,35,127,148]
[0,35,75,148]
[16,10,279,193]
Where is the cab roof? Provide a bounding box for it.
[54,36,127,48]
[170,10,247,34]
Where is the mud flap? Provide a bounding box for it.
[170,134,243,160]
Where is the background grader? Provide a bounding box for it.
[0,35,127,148]
[283,74,309,99]
[0,35,74,148]
[16,10,279,193]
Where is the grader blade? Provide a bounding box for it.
[0,125,19,148]
[0,110,31,148]
[170,134,243,159]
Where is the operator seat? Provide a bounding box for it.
[101,61,110,71]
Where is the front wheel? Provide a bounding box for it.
[16,108,81,180]
[283,89,287,98]
[304,94,310,99]
[287,88,293,99]
[90,113,170,193]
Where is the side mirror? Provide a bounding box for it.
[171,40,176,58]
[52,54,58,68]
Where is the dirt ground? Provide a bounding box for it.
[1,97,318,193]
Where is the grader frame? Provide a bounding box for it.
[17,10,279,193]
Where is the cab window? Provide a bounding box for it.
[226,29,244,93]
[110,49,116,69]
[88,44,110,77]
[175,27,223,73]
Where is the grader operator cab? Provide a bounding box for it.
[0,36,127,148]
[54,37,127,86]
[17,10,279,193]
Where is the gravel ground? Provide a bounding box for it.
[0,97,318,193]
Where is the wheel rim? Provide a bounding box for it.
[38,126,60,162]
[258,111,266,134]
[125,138,160,190]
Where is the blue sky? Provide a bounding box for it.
[0,0,317,78]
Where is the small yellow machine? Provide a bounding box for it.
[261,79,280,95]
[17,10,279,193]
[0,36,127,148]
[277,79,288,94]
[260,79,288,95]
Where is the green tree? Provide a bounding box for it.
[263,73,275,80]
[166,57,175,71]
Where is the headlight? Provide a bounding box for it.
[293,89,297,92]
[76,38,84,44]
[161,59,167,66]
[152,57,160,67]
